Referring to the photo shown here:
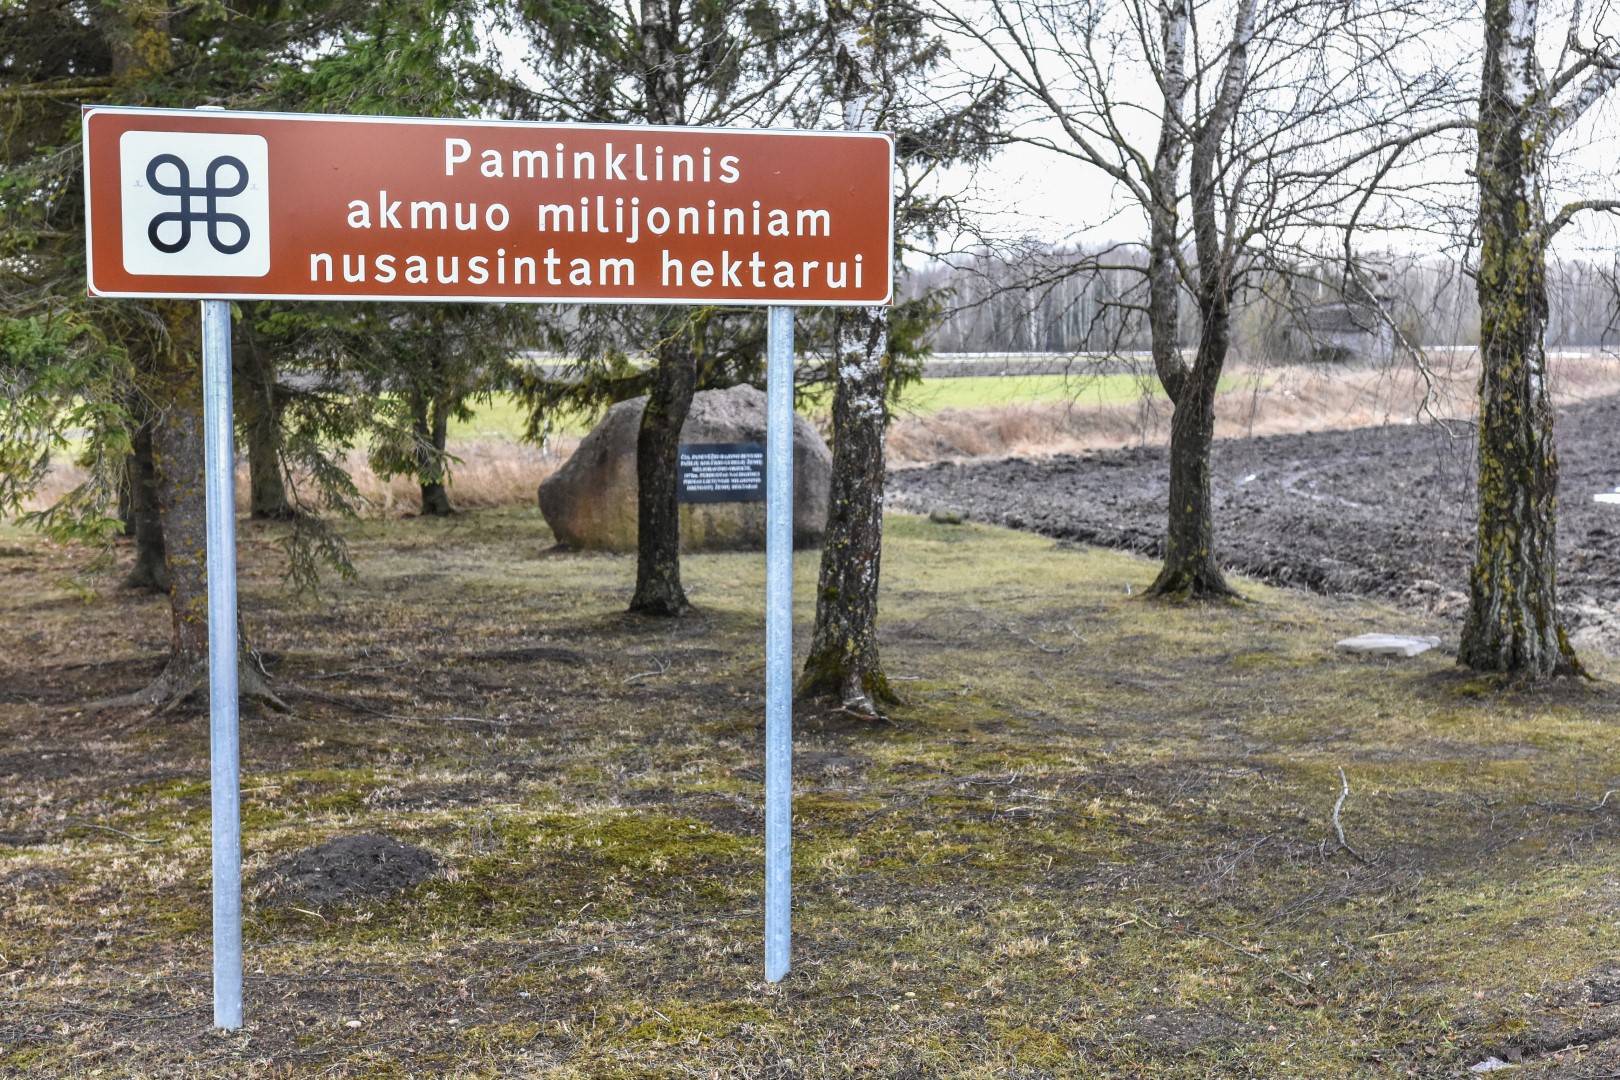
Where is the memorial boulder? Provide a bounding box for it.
[539,384,831,552]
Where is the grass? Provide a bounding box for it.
[449,370,1235,444]
[890,372,1260,414]
[2,511,1620,1076]
[447,395,595,443]
[897,373,1154,412]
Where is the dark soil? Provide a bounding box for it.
[890,393,1620,654]
[256,834,440,907]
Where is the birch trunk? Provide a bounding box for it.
[1144,0,1251,601]
[799,1,895,711]
[801,308,894,709]
[1459,0,1581,677]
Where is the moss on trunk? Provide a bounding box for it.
[1460,0,1583,679]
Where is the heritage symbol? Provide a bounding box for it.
[145,154,252,255]
[118,130,270,278]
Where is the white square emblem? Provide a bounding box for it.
[119,131,270,277]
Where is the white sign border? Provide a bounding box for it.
[83,106,896,307]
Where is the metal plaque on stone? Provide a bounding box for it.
[678,442,766,503]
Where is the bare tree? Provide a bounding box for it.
[1460,0,1620,678]
[934,0,1460,598]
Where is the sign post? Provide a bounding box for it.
[764,306,794,982]
[200,297,243,1030]
[83,105,891,1021]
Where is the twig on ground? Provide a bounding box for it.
[1333,767,1374,865]
[1190,927,1315,989]
[62,821,162,845]
[309,661,410,681]
[1535,788,1620,814]
[623,657,670,683]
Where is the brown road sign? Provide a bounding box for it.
[84,107,894,306]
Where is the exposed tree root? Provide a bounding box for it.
[122,560,169,594]
[1144,562,1243,603]
[627,593,691,618]
[89,656,289,713]
[796,666,899,721]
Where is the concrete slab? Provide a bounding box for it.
[1335,633,1441,658]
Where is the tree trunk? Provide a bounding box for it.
[1146,0,1189,405]
[123,421,168,593]
[1459,0,1580,678]
[239,336,294,520]
[801,306,895,711]
[1147,347,1234,599]
[418,400,454,517]
[800,1,897,710]
[629,319,695,615]
[1144,0,1251,603]
[627,0,692,616]
[110,302,283,709]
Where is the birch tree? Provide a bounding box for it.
[799,2,894,709]
[1460,0,1620,677]
[935,0,1460,599]
[798,1,1004,711]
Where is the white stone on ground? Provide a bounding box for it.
[1335,633,1441,658]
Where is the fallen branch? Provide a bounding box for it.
[1332,767,1374,865]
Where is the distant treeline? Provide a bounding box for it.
[906,246,1620,357]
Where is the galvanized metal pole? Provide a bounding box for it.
[764,306,794,983]
[201,298,243,1030]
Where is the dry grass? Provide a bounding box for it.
[886,350,1620,465]
[22,437,581,519]
[325,438,581,516]
[4,512,1620,1076]
[17,352,1620,516]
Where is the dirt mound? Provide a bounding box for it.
[257,834,439,907]
[890,394,1620,656]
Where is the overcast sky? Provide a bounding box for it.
[489,3,1620,262]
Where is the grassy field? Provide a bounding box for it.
[3,512,1620,1076]
[893,373,1163,413]
[448,370,1223,445]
